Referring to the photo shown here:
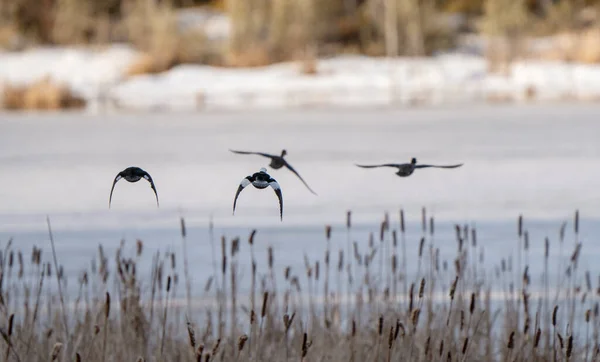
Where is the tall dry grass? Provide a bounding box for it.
[0,208,595,361]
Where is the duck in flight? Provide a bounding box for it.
[233,168,283,220]
[229,149,317,195]
[109,167,159,208]
[355,158,463,177]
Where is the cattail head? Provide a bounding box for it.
[575,210,579,234]
[545,238,549,259]
[283,312,295,331]
[250,310,256,325]
[187,320,196,349]
[469,293,475,314]
[419,278,425,299]
[248,229,257,245]
[166,276,172,292]
[388,326,394,349]
[346,210,352,229]
[450,276,458,300]
[351,320,356,337]
[567,335,573,358]
[411,308,421,327]
[238,335,248,352]
[104,292,111,318]
[378,315,383,336]
[180,217,187,238]
[507,331,515,349]
[462,338,469,354]
[421,207,426,232]
[557,333,564,349]
[261,292,268,318]
[196,345,204,362]
[301,333,309,357]
[400,209,405,233]
[325,225,332,240]
[586,309,591,323]
[211,339,221,356]
[419,238,425,258]
[518,215,523,237]
[76,352,82,362]
[7,314,14,336]
[268,247,273,269]
[534,328,541,348]
[429,217,435,236]
[524,231,529,250]
[552,306,558,326]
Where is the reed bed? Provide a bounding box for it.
[0,209,596,361]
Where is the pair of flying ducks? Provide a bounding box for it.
[108,150,463,220]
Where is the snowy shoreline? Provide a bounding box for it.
[2,44,600,112]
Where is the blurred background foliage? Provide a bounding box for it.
[1,0,600,70]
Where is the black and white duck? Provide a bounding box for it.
[233,168,283,220]
[109,166,159,208]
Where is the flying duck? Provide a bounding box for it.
[233,168,283,220]
[355,158,463,177]
[229,149,317,195]
[109,167,159,208]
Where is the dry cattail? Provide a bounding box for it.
[545,238,549,258]
[424,335,431,355]
[450,276,458,300]
[180,217,187,237]
[391,255,397,274]
[94,325,100,335]
[338,250,344,272]
[104,292,111,318]
[211,339,221,356]
[419,278,425,299]
[400,209,405,233]
[325,225,332,240]
[261,292,268,318]
[171,252,176,269]
[187,320,196,349]
[409,283,415,312]
[196,345,204,362]
[534,328,541,347]
[507,331,515,349]
[204,353,211,362]
[268,247,273,269]
[378,315,383,336]
[518,215,523,237]
[136,239,143,256]
[557,333,564,349]
[439,340,444,357]
[523,316,530,335]
[351,320,356,337]
[462,338,469,354]
[586,309,591,323]
[524,231,529,250]
[419,238,425,258]
[460,310,465,330]
[248,229,257,245]
[379,221,386,241]
[411,308,421,327]
[567,335,573,358]
[166,276,172,292]
[471,228,477,247]
[76,352,82,362]
[302,333,309,357]
[575,210,579,234]
[7,314,14,336]
[552,306,558,326]
[346,211,352,229]
[50,343,63,361]
[238,335,248,351]
[388,326,394,349]
[469,293,475,314]
[586,271,592,291]
[284,266,291,280]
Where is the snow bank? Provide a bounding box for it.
[3,44,600,111]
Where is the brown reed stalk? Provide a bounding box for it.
[160,275,172,357]
[102,291,110,362]
[180,217,193,317]
[46,217,70,353]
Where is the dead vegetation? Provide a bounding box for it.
[1,77,86,110]
[0,209,595,361]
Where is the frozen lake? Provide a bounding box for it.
[0,103,598,307]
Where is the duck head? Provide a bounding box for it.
[411,158,417,164]
[281,149,287,157]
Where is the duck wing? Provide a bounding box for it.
[229,149,277,159]
[108,172,124,208]
[233,176,253,215]
[355,163,406,169]
[283,161,317,195]
[141,171,160,207]
[268,178,284,221]
[414,163,464,169]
